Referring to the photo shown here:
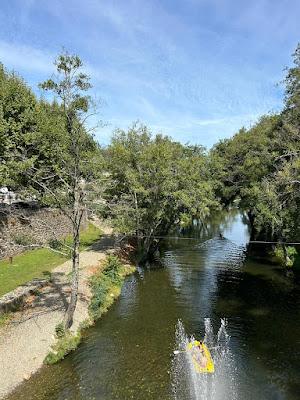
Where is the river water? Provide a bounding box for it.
[7,210,300,400]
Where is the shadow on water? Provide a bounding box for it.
[6,209,300,400]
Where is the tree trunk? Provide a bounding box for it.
[64,229,80,329]
[64,182,81,330]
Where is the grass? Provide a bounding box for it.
[0,312,13,328]
[0,223,102,297]
[44,331,81,365]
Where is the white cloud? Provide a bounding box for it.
[0,41,53,74]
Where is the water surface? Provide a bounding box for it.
[7,210,300,399]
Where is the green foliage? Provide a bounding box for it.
[44,331,81,364]
[55,322,66,338]
[274,246,298,268]
[89,274,112,320]
[89,255,124,320]
[0,53,103,212]
[0,64,38,187]
[211,114,281,208]
[211,43,300,245]
[103,255,123,284]
[48,238,63,251]
[104,123,218,260]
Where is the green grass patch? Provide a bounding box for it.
[0,223,102,297]
[0,312,13,328]
[44,331,81,365]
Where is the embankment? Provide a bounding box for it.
[0,236,135,399]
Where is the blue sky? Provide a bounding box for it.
[0,0,299,147]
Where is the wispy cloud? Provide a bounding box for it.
[0,0,297,148]
[0,40,53,74]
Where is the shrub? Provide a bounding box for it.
[55,322,65,338]
[12,233,35,246]
[103,255,123,284]
[48,238,63,251]
[274,245,298,268]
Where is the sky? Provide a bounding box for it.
[0,0,299,147]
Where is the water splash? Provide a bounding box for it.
[172,319,238,400]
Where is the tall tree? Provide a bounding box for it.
[36,52,102,328]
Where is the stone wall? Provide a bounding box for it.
[0,278,48,314]
[0,205,87,260]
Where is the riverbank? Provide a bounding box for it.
[0,227,135,399]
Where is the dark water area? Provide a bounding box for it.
[7,210,300,400]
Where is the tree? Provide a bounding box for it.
[1,53,102,328]
[210,44,300,268]
[0,64,38,188]
[35,52,102,328]
[104,123,218,263]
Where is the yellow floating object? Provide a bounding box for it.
[186,340,215,374]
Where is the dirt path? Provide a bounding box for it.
[0,226,114,399]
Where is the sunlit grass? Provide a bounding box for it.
[0,223,102,297]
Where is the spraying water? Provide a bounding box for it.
[172,319,238,400]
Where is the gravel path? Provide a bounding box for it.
[0,228,114,399]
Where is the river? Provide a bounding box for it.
[7,210,300,400]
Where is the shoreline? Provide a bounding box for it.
[0,233,135,399]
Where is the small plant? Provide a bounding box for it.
[12,233,35,247]
[30,288,41,296]
[55,322,66,338]
[48,238,63,251]
[42,270,53,283]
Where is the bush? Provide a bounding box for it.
[274,245,298,268]
[103,255,123,284]
[48,238,63,251]
[55,322,65,338]
[12,233,35,246]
